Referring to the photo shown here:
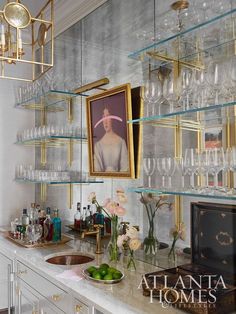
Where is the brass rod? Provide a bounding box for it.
[0,56,53,66]
[147,51,204,71]
[67,139,73,167]
[68,184,73,209]
[74,78,109,94]
[67,98,73,123]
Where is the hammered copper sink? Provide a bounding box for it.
[45,253,94,265]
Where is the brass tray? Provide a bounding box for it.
[83,267,124,284]
[6,231,72,248]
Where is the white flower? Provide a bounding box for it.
[117,234,127,248]
[126,226,139,239]
[129,238,141,251]
[88,192,96,203]
[116,188,128,204]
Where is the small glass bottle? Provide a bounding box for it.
[21,208,29,235]
[74,202,81,230]
[29,203,38,225]
[86,205,92,230]
[81,207,87,230]
[43,208,53,241]
[52,209,61,242]
[91,203,97,224]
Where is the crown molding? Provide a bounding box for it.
[54,0,108,37]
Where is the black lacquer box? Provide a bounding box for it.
[142,202,236,314]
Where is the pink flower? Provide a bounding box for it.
[105,201,118,215]
[102,198,111,208]
[115,205,126,217]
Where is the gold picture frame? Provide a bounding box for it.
[86,83,135,178]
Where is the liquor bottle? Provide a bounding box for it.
[74,202,81,230]
[21,208,29,234]
[105,216,111,234]
[38,209,46,238]
[81,207,87,230]
[85,205,93,230]
[44,208,53,241]
[95,208,104,236]
[29,203,38,224]
[52,209,61,242]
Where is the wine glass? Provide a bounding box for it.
[143,157,156,187]
[156,158,167,189]
[143,79,159,116]
[165,157,176,190]
[207,61,223,105]
[184,148,196,190]
[208,148,225,192]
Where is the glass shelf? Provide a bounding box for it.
[128,186,236,201]
[128,101,236,130]
[15,178,103,185]
[15,90,87,112]
[129,8,236,64]
[15,135,87,146]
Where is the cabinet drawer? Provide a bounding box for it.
[17,261,68,313]
[73,298,89,314]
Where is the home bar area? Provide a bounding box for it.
[0,0,235,313]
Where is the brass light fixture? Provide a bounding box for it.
[0,0,54,82]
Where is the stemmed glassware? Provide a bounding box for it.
[207,148,225,191]
[143,157,156,187]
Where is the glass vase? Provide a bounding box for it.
[127,250,136,271]
[143,218,160,255]
[108,216,119,262]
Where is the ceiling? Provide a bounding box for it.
[0,0,107,36]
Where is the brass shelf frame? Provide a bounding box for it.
[15,78,109,207]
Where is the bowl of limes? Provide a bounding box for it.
[83,263,124,284]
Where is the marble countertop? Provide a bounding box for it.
[0,229,184,314]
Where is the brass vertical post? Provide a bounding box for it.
[67,98,73,123]
[40,183,47,203]
[68,184,73,209]
[174,115,182,229]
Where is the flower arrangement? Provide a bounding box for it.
[117,226,141,270]
[88,189,127,261]
[140,193,172,255]
[168,222,186,261]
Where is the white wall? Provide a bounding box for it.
[0,80,35,226]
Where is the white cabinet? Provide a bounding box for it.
[15,278,65,314]
[0,252,14,313]
[16,261,91,314]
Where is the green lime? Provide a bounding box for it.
[100,263,109,269]
[99,268,107,277]
[87,266,97,275]
[112,271,122,280]
[107,267,116,274]
[92,271,102,280]
[103,274,113,281]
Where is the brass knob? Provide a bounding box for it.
[18,269,27,275]
[75,304,82,312]
[51,294,61,302]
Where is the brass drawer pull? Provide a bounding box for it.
[18,269,27,275]
[51,294,61,302]
[75,304,83,312]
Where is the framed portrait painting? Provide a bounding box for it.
[86,83,135,178]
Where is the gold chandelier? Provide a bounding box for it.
[0,0,54,82]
